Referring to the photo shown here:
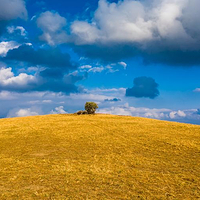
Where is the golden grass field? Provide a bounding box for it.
[0,114,199,199]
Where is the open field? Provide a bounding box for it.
[0,114,199,199]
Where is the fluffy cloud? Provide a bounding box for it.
[0,67,38,92]
[0,41,20,57]
[37,11,68,45]
[7,107,41,118]
[50,106,67,114]
[0,0,27,21]
[126,77,159,99]
[0,0,27,36]
[0,65,85,94]
[169,110,186,119]
[69,0,200,65]
[2,44,84,93]
[71,0,153,44]
[71,0,200,46]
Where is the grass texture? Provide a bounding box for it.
[0,114,199,199]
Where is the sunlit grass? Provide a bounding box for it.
[0,114,199,199]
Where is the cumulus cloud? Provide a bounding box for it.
[69,0,200,65]
[50,106,67,114]
[0,0,27,21]
[0,0,27,35]
[0,41,20,57]
[37,11,68,45]
[7,107,41,118]
[169,110,186,119]
[126,77,159,99]
[71,0,198,46]
[71,0,153,44]
[0,67,38,92]
[2,44,84,93]
[0,65,85,94]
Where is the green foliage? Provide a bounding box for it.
[85,102,98,114]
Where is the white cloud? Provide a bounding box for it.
[98,103,195,122]
[0,67,37,87]
[79,62,126,74]
[51,106,67,114]
[88,66,104,73]
[0,41,20,57]
[16,109,39,117]
[0,0,27,21]
[177,110,186,117]
[98,106,132,116]
[71,0,154,45]
[70,0,200,50]
[71,21,101,45]
[169,110,186,119]
[7,107,41,118]
[7,26,27,36]
[118,62,127,69]
[79,65,92,70]
[37,11,68,45]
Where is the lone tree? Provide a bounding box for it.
[85,102,98,114]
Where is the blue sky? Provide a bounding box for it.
[0,0,200,124]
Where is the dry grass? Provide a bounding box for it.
[0,114,199,199]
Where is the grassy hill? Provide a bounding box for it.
[0,114,199,199]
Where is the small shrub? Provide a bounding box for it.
[85,102,98,114]
[82,110,88,115]
[76,110,88,115]
[77,110,83,115]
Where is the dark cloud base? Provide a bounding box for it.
[4,45,77,70]
[126,76,159,99]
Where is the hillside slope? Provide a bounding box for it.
[0,114,199,199]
